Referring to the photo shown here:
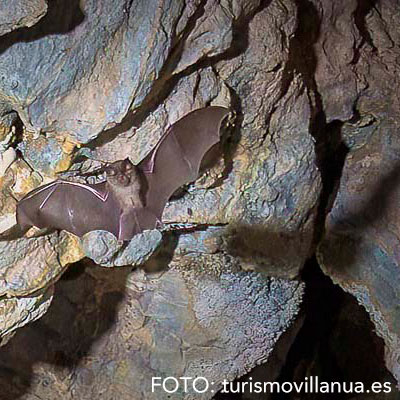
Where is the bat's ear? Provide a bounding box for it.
[124,157,134,170]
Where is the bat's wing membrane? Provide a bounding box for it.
[138,106,229,224]
[17,180,121,238]
[16,106,229,240]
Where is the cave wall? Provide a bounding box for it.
[0,0,399,398]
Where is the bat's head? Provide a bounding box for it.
[105,158,140,187]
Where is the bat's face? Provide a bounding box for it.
[105,158,139,188]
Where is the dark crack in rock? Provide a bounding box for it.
[317,0,400,386]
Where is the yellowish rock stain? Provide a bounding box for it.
[59,233,85,267]
[54,135,81,174]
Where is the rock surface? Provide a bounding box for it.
[0,0,317,395]
[0,0,47,37]
[0,0,399,397]
[81,229,163,267]
[0,232,82,298]
[0,285,53,344]
[0,0,254,145]
[315,0,400,386]
[0,264,304,400]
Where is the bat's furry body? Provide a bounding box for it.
[17,106,229,240]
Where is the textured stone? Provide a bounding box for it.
[92,67,231,162]
[0,0,316,360]
[81,229,163,267]
[173,0,239,74]
[0,285,53,338]
[312,0,363,122]
[17,133,74,177]
[0,0,257,144]
[213,1,320,278]
[0,0,171,142]
[0,232,83,297]
[0,265,304,400]
[4,0,399,394]
[316,0,400,386]
[0,147,16,178]
[95,0,320,280]
[0,0,47,36]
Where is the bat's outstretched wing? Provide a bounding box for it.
[137,106,230,227]
[16,180,121,238]
[15,106,229,241]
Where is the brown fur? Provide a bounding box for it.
[105,158,145,209]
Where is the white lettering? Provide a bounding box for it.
[151,377,162,392]
[193,377,209,393]
[163,377,179,393]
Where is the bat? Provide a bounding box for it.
[16,106,230,241]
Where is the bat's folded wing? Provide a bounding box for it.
[138,106,230,222]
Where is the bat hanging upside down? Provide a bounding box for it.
[16,106,230,241]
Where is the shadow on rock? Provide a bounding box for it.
[0,0,85,55]
[319,159,400,275]
[317,157,400,385]
[0,259,130,399]
[141,229,184,273]
[223,223,311,279]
